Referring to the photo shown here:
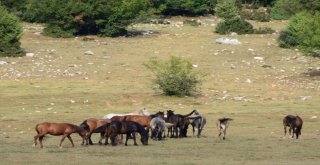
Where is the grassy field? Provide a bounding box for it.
[1,16,320,165]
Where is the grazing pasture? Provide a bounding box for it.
[0,16,320,164]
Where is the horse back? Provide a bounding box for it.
[124,115,151,128]
[36,122,76,135]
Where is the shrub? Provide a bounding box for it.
[215,0,239,19]
[183,19,201,27]
[144,56,201,96]
[254,27,275,34]
[0,5,23,57]
[23,0,153,37]
[0,0,27,17]
[153,0,217,16]
[277,30,300,48]
[271,0,320,20]
[240,9,271,22]
[215,17,253,34]
[278,12,320,57]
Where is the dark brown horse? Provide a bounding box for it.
[80,118,111,145]
[166,109,196,138]
[33,122,87,148]
[216,117,233,140]
[283,115,303,139]
[106,121,149,146]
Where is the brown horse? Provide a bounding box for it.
[80,118,111,145]
[216,117,233,140]
[33,122,87,148]
[283,115,303,139]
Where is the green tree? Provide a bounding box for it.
[0,5,23,57]
[23,0,153,37]
[278,12,320,57]
[144,56,201,96]
[152,0,217,16]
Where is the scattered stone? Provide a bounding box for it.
[84,50,94,55]
[26,53,35,57]
[254,56,264,61]
[300,96,312,101]
[248,48,254,52]
[192,64,198,68]
[230,32,238,36]
[311,116,317,119]
[0,61,7,65]
[215,38,241,45]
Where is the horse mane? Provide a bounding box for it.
[80,120,90,131]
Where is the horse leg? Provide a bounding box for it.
[192,126,195,137]
[39,135,45,148]
[284,125,287,137]
[132,132,138,146]
[223,128,227,140]
[103,132,109,145]
[125,133,129,146]
[33,135,39,147]
[67,135,75,147]
[59,134,68,148]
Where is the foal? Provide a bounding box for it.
[216,117,233,140]
[33,122,87,148]
[283,115,303,139]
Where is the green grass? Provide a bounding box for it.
[0,17,320,164]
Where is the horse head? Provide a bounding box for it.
[140,132,149,145]
[167,110,174,117]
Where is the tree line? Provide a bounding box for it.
[0,0,319,57]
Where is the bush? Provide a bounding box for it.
[215,17,253,34]
[0,0,27,17]
[254,27,275,34]
[271,0,320,20]
[144,56,201,96]
[240,9,271,22]
[153,0,217,16]
[215,0,239,19]
[0,5,24,57]
[278,12,320,57]
[23,0,153,37]
[183,19,201,27]
[277,30,300,48]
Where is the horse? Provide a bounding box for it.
[216,117,233,140]
[33,122,87,148]
[166,109,197,138]
[79,118,111,145]
[190,115,207,137]
[150,117,173,140]
[106,121,149,146]
[103,108,151,119]
[283,115,303,139]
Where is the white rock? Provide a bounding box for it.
[230,32,238,36]
[84,50,94,55]
[215,38,241,45]
[311,116,317,119]
[300,96,312,101]
[248,48,254,52]
[192,64,198,68]
[26,53,35,57]
[0,61,7,65]
[254,57,264,61]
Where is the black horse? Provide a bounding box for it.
[107,121,148,146]
[166,109,196,138]
[283,115,303,139]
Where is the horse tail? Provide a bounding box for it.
[183,109,197,118]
